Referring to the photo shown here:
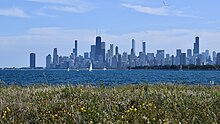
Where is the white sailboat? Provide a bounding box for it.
[103,67,106,71]
[180,65,183,71]
[67,68,70,72]
[89,63,93,71]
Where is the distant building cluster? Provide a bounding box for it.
[30,36,220,69]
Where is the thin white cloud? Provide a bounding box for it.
[121,3,200,18]
[27,0,93,14]
[47,5,92,13]
[0,7,29,18]
[122,3,168,16]
[27,0,75,5]
[35,11,57,17]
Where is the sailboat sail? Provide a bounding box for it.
[89,63,93,71]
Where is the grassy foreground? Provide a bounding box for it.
[0,84,220,123]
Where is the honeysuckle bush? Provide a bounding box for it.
[0,84,220,123]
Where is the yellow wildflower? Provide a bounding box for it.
[51,115,55,120]
[81,107,85,111]
[134,108,137,112]
[67,112,72,116]
[6,107,11,112]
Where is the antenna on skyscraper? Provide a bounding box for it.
[96,28,101,36]
[195,32,200,37]
[96,28,98,36]
[99,29,101,37]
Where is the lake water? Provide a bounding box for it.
[0,70,220,86]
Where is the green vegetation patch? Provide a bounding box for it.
[0,84,220,123]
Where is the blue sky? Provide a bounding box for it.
[0,0,220,67]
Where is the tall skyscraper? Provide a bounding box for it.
[95,36,102,60]
[46,54,52,69]
[74,40,78,57]
[175,49,182,65]
[53,48,58,66]
[30,53,36,69]
[110,44,114,57]
[115,46,119,55]
[132,39,135,55]
[193,36,200,56]
[142,42,146,55]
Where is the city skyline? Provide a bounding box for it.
[1,0,220,67]
[2,33,220,68]
[40,35,219,70]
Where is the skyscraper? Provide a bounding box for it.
[132,39,135,55]
[156,50,165,66]
[101,42,106,63]
[30,53,36,69]
[110,44,114,57]
[176,49,182,57]
[187,49,193,65]
[216,53,220,65]
[53,48,58,66]
[193,36,200,56]
[95,36,102,60]
[46,54,52,69]
[175,49,182,65]
[117,54,122,68]
[121,52,128,67]
[90,45,96,60]
[115,46,119,55]
[187,49,192,58]
[205,50,209,59]
[213,51,217,63]
[73,40,78,57]
[142,42,146,55]
[180,53,186,65]
[147,53,155,66]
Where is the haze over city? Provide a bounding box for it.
[0,0,220,67]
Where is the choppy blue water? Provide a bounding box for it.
[0,70,220,86]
